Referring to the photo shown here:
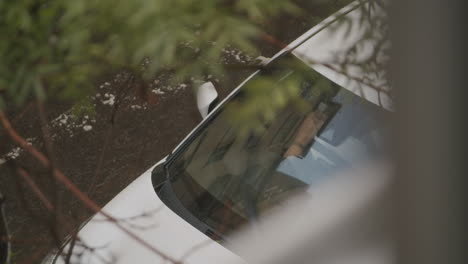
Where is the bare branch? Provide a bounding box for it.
[0,111,181,264]
[260,31,390,94]
[0,112,50,166]
[179,239,212,263]
[16,167,54,211]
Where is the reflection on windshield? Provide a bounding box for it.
[166,55,389,240]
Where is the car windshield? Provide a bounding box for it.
[162,53,390,240]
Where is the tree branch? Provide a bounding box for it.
[0,111,181,264]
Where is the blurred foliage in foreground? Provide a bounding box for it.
[0,0,301,110]
[0,0,388,135]
[228,0,390,134]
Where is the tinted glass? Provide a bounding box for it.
[165,55,389,240]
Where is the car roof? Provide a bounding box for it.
[172,1,391,155]
[276,1,393,111]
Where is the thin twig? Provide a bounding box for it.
[11,102,35,125]
[16,246,49,264]
[88,73,134,195]
[0,112,50,166]
[16,167,54,211]
[179,239,212,262]
[0,111,181,264]
[260,31,390,94]
[14,166,81,251]
[0,236,48,245]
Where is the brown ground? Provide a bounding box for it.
[0,2,346,263]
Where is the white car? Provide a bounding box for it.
[45,2,390,263]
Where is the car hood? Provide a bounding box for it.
[54,159,244,264]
